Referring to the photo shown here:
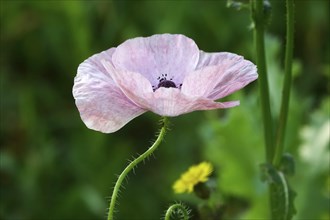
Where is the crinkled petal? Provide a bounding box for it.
[112,34,199,87]
[181,65,228,98]
[102,61,240,116]
[183,52,258,100]
[196,51,244,69]
[73,49,146,133]
[145,88,239,116]
[102,60,153,108]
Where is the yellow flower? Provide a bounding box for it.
[173,162,213,194]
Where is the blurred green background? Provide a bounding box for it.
[1,1,329,220]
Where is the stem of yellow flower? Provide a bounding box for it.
[107,117,168,220]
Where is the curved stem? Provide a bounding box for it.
[107,117,169,220]
[165,203,189,220]
[273,0,294,167]
[252,0,275,162]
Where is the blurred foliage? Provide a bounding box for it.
[0,1,329,220]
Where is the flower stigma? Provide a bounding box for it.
[153,73,179,91]
[158,80,176,88]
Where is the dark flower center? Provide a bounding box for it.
[158,80,177,88]
[152,73,179,91]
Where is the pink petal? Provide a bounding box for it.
[196,51,243,69]
[146,88,239,116]
[103,61,240,116]
[182,52,258,100]
[73,49,146,133]
[102,60,153,108]
[112,34,200,87]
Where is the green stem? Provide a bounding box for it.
[165,203,189,220]
[252,0,275,162]
[252,1,277,219]
[107,117,168,220]
[273,0,294,167]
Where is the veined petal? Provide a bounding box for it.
[218,100,240,108]
[102,60,240,117]
[196,51,244,69]
[112,34,200,86]
[183,52,258,100]
[181,65,229,98]
[102,60,153,108]
[208,59,257,100]
[144,88,238,116]
[73,49,146,133]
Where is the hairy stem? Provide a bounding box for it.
[252,0,275,162]
[165,203,189,220]
[107,117,168,220]
[273,0,295,167]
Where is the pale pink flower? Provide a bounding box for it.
[73,34,257,133]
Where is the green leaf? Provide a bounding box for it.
[279,153,295,176]
[261,164,297,220]
[226,0,250,11]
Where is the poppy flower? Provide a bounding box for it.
[73,34,257,133]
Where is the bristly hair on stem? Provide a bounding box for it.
[164,202,191,220]
[107,117,168,220]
